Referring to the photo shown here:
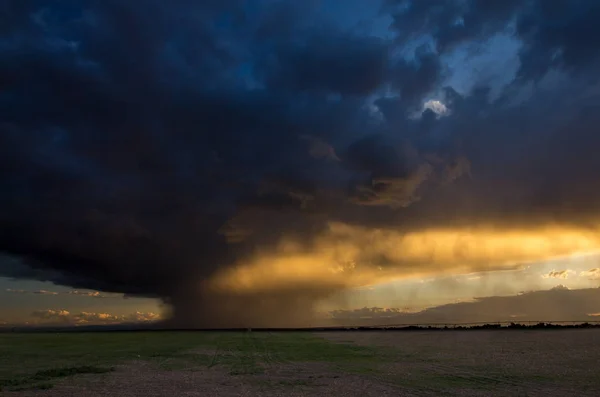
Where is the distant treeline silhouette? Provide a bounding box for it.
[357,322,600,331]
[1,321,600,333]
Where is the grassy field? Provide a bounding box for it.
[0,331,382,394]
[1,330,599,396]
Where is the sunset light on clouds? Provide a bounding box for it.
[2,0,600,328]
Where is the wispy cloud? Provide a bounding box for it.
[34,290,59,295]
[419,278,436,284]
[580,268,600,280]
[542,270,572,279]
[67,290,120,298]
[6,288,58,295]
[31,309,70,320]
[329,307,413,320]
[5,289,26,294]
[5,288,121,298]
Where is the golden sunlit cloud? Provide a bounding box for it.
[208,221,600,294]
[580,268,600,280]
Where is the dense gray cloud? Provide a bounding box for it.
[2,0,600,327]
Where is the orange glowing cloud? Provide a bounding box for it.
[207,221,600,294]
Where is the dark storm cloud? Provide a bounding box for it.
[266,34,389,95]
[386,0,600,78]
[0,0,422,324]
[2,0,600,327]
[390,48,442,106]
[385,0,524,52]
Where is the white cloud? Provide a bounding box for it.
[423,99,449,116]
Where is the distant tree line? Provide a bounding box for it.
[2,321,600,333]
[324,322,600,331]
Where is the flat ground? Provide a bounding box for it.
[0,330,599,396]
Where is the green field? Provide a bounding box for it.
[0,332,382,393]
[1,330,599,396]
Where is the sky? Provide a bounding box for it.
[2,0,600,328]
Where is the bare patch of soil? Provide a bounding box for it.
[318,330,600,396]
[2,360,403,397]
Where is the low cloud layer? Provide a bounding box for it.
[329,287,600,325]
[6,288,58,295]
[2,1,600,327]
[5,288,121,298]
[28,309,160,326]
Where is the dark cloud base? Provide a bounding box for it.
[2,1,600,327]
